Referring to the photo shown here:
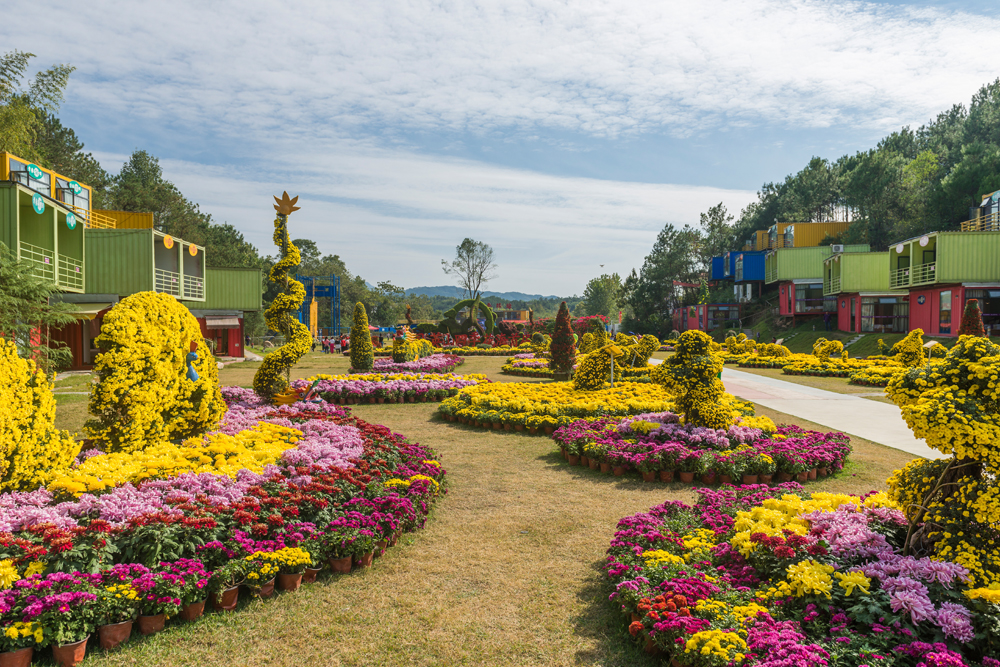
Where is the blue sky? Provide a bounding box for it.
[5,0,999,295]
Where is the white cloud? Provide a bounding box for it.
[94,146,757,295]
[7,0,999,144]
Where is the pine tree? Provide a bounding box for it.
[350,302,374,371]
[549,301,576,374]
[958,299,986,337]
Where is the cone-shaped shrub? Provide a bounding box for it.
[350,302,374,371]
[549,301,576,373]
[958,298,986,337]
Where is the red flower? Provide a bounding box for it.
[773,545,795,559]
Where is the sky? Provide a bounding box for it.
[5,0,999,296]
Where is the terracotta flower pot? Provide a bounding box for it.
[303,567,321,584]
[375,539,388,556]
[277,573,303,592]
[0,647,32,667]
[796,472,809,483]
[581,456,590,467]
[377,398,385,404]
[759,474,773,484]
[258,578,276,598]
[808,468,818,480]
[408,396,415,403]
[504,423,512,431]
[211,585,240,611]
[389,530,401,547]
[588,458,599,471]
[659,469,674,483]
[776,471,793,482]
[718,474,733,485]
[528,428,538,435]
[679,472,695,483]
[515,424,524,431]
[369,397,377,404]
[543,426,555,435]
[560,447,568,459]
[328,556,352,574]
[567,454,581,466]
[742,474,758,485]
[641,471,656,482]
[491,423,501,430]
[354,552,374,569]
[98,620,132,649]
[630,613,641,624]
[600,462,611,474]
[817,467,829,477]
[179,600,205,621]
[52,637,88,667]
[701,473,716,485]
[643,635,661,655]
[137,614,166,635]
[613,466,625,476]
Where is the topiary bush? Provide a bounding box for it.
[958,298,986,337]
[350,303,375,371]
[86,292,225,454]
[572,346,620,390]
[886,335,1000,586]
[549,301,576,374]
[0,338,80,491]
[811,337,844,363]
[890,329,926,367]
[650,330,734,429]
[578,332,596,355]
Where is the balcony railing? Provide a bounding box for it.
[765,265,777,283]
[66,204,117,229]
[912,262,936,286]
[182,274,204,300]
[890,267,910,289]
[962,211,1000,232]
[825,277,841,295]
[19,241,54,282]
[155,268,181,296]
[58,254,84,291]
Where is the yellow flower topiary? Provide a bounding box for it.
[0,339,80,491]
[651,330,734,430]
[86,292,225,454]
[253,201,312,400]
[350,303,375,371]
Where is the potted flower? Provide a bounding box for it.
[243,552,280,598]
[94,583,139,650]
[322,524,358,574]
[676,449,706,483]
[299,532,326,583]
[351,529,378,569]
[711,451,744,485]
[28,585,98,666]
[159,559,210,621]
[131,571,183,635]
[742,451,776,484]
[208,561,246,612]
[273,547,312,592]
[0,622,43,666]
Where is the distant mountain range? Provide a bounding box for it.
[404,285,565,301]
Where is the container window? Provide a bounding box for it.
[939,290,952,334]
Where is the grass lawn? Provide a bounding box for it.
[57,355,919,667]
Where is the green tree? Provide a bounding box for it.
[33,113,111,207]
[625,224,700,333]
[0,245,77,374]
[840,148,906,250]
[697,202,735,269]
[581,273,621,320]
[441,238,498,300]
[349,302,374,371]
[0,51,74,161]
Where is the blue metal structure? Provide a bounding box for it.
[710,256,725,280]
[734,251,767,282]
[295,274,341,335]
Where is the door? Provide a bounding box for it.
[850,298,856,333]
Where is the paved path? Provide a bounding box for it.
[720,368,941,460]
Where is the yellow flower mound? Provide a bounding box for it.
[965,583,1000,603]
[731,493,898,557]
[0,339,81,491]
[685,629,747,662]
[642,550,686,567]
[651,330,735,429]
[776,559,835,598]
[0,560,19,589]
[835,571,872,596]
[443,381,674,423]
[86,292,226,454]
[48,423,302,495]
[385,474,441,495]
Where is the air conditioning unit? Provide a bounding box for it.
[830,244,845,253]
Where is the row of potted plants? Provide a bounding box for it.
[365,354,465,374]
[551,414,851,487]
[291,373,490,404]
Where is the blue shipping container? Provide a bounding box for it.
[711,256,725,280]
[735,251,766,282]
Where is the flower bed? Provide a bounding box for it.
[438,381,679,432]
[293,372,489,404]
[364,353,464,374]
[848,365,909,387]
[501,356,553,378]
[373,345,525,357]
[553,413,850,484]
[0,391,445,660]
[607,487,1000,666]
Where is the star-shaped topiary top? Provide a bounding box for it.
[273,191,301,216]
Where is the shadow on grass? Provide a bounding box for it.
[569,559,660,667]
[537,450,696,493]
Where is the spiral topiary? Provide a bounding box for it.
[87,292,225,453]
[253,194,312,401]
[350,302,375,371]
[651,330,733,429]
[549,301,576,374]
[0,339,81,490]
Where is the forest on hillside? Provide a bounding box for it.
[623,79,1000,335]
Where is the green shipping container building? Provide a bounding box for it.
[765,244,870,284]
[85,228,206,301]
[824,252,889,296]
[889,231,1000,289]
[198,268,263,311]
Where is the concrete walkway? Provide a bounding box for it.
[720,368,941,460]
